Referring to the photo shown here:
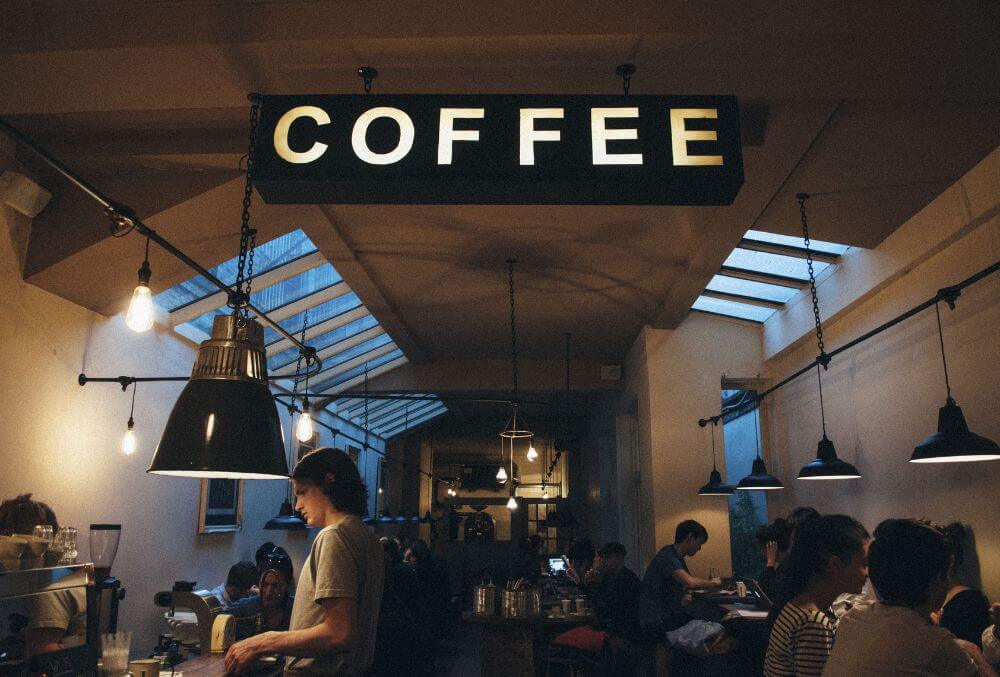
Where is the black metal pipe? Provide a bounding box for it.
[0,116,321,374]
[694,259,999,425]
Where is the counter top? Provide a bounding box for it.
[172,653,283,676]
[462,610,596,626]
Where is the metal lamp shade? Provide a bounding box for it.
[737,456,784,490]
[698,468,735,496]
[264,501,307,530]
[798,436,861,480]
[911,401,1000,463]
[148,315,289,479]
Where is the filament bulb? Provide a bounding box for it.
[506,495,518,510]
[526,445,538,462]
[295,410,313,442]
[496,466,508,483]
[542,489,550,500]
[121,423,137,455]
[125,284,155,333]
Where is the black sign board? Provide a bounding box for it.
[252,94,743,205]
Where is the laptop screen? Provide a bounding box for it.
[548,557,567,573]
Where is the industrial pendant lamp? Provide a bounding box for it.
[125,237,155,333]
[737,395,784,490]
[911,299,1000,463]
[793,194,861,480]
[698,418,734,496]
[148,98,288,480]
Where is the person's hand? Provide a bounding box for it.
[224,633,268,674]
[584,568,602,585]
[709,577,723,588]
[765,541,779,568]
[930,608,942,625]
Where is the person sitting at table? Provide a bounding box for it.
[639,520,720,641]
[254,540,276,573]
[756,518,793,602]
[225,548,295,640]
[566,537,596,588]
[821,518,994,677]
[931,522,992,650]
[0,494,84,658]
[588,542,643,645]
[211,560,258,607]
[763,514,869,677]
[224,448,385,676]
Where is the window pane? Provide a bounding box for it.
[723,248,830,281]
[154,229,317,311]
[692,295,775,322]
[705,275,798,303]
[268,315,379,370]
[744,230,850,255]
[312,349,404,393]
[308,335,396,380]
[263,292,362,344]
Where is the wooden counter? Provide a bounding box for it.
[171,653,283,676]
[462,611,597,677]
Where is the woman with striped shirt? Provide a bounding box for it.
[764,515,870,677]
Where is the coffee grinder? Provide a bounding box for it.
[85,524,125,653]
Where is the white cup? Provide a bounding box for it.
[736,581,747,597]
[561,599,572,615]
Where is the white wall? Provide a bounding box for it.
[0,142,384,657]
[763,150,1000,598]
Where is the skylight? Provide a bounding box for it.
[691,229,852,323]
[332,394,448,439]
[152,228,447,439]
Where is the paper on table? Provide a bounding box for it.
[723,608,768,619]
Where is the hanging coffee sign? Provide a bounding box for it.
[252,94,743,205]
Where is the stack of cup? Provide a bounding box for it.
[101,631,131,675]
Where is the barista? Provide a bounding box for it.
[0,494,85,657]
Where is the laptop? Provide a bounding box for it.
[548,556,567,574]
[746,578,773,610]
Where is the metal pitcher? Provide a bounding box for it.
[473,582,496,615]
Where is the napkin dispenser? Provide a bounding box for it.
[153,587,222,654]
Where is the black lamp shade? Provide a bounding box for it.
[698,468,735,495]
[737,457,784,490]
[264,500,307,530]
[911,401,1000,463]
[798,436,861,480]
[148,315,289,479]
[148,379,288,478]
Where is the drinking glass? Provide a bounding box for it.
[55,527,78,564]
[709,566,717,580]
[101,631,131,675]
[32,525,54,543]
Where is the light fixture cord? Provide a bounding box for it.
[934,301,954,404]
[710,419,718,470]
[816,364,828,438]
[507,258,519,401]
[753,395,763,460]
[127,382,137,427]
[798,194,828,368]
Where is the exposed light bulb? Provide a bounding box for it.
[542,489,550,500]
[378,487,383,494]
[496,466,508,483]
[506,495,518,510]
[526,445,538,462]
[121,421,137,455]
[125,283,154,333]
[295,409,313,442]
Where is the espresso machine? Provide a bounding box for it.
[153,582,225,654]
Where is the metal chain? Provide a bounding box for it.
[363,363,370,448]
[798,193,828,366]
[507,258,519,399]
[245,227,257,300]
[234,97,261,319]
[293,309,309,398]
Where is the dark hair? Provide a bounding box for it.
[227,561,259,591]
[675,520,708,544]
[291,447,368,516]
[755,518,793,552]
[768,515,869,624]
[259,547,294,588]
[938,522,967,568]
[0,494,58,536]
[869,519,951,607]
[254,541,276,568]
[788,506,820,529]
[599,542,627,558]
[567,537,596,563]
[406,539,431,567]
[381,536,402,567]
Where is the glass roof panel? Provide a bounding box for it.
[705,275,799,303]
[311,349,405,393]
[153,229,317,312]
[263,292,362,345]
[692,296,775,322]
[268,315,379,370]
[382,405,448,437]
[303,335,394,379]
[183,263,342,338]
[723,248,830,281]
[744,230,850,255]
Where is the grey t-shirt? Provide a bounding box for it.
[286,515,384,676]
[26,588,87,647]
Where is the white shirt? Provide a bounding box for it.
[821,602,977,677]
[210,582,235,607]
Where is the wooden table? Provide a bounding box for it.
[169,653,283,676]
[462,611,597,677]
